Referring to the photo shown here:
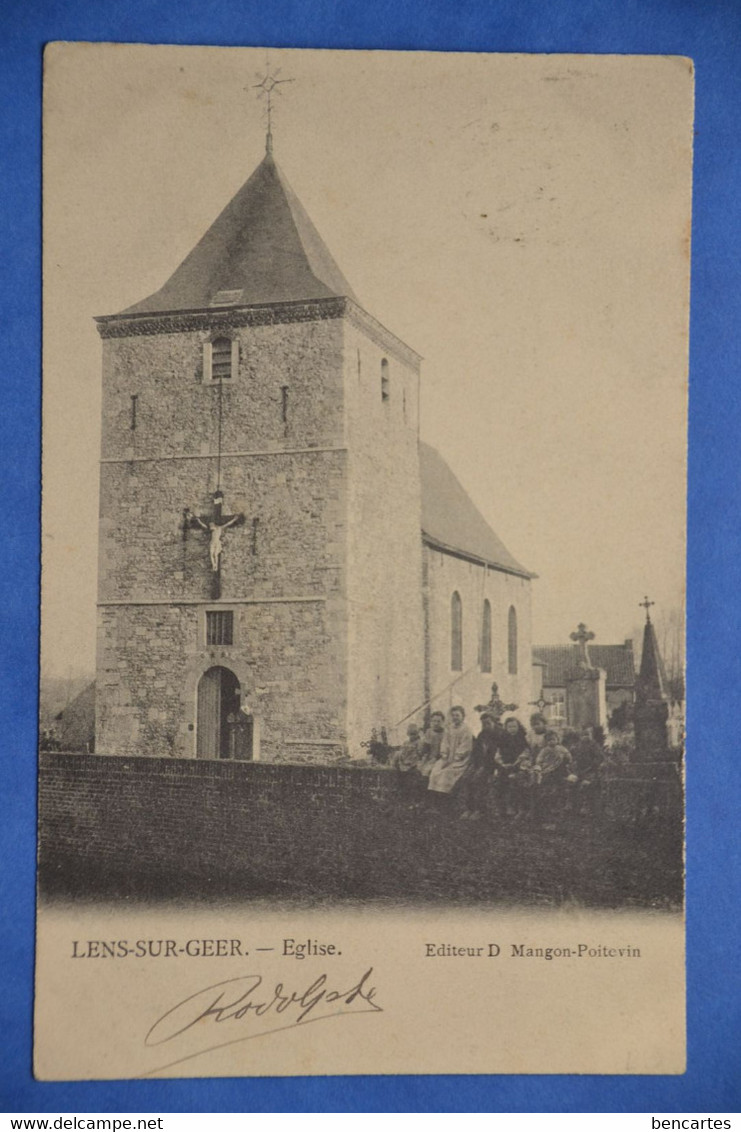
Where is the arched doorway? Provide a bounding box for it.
[196,666,253,759]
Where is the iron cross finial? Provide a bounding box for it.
[639,595,655,622]
[251,60,295,155]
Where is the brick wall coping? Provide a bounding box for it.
[39,751,393,782]
[39,752,682,786]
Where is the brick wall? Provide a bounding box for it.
[39,753,398,901]
[38,753,683,907]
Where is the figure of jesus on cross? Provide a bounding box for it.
[184,491,244,598]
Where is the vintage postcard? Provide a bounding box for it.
[36,44,691,1079]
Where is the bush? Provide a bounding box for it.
[609,700,634,731]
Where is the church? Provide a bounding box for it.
[94,133,535,763]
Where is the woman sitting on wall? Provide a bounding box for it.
[427,705,473,813]
[460,711,500,821]
[492,716,529,817]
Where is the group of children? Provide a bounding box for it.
[390,684,604,822]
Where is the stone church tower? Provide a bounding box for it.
[95,144,425,762]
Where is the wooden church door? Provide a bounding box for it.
[196,666,243,759]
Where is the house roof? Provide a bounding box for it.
[420,442,533,578]
[54,681,95,751]
[533,643,636,688]
[115,152,358,317]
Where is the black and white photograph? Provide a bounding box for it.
[36,44,691,1079]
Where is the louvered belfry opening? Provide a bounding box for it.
[211,337,233,381]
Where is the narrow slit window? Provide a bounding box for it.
[206,610,234,646]
[130,394,138,431]
[251,517,259,556]
[281,386,289,425]
[381,358,390,403]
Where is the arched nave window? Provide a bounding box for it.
[508,605,518,675]
[451,592,463,672]
[481,599,492,673]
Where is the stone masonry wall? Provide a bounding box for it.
[98,450,347,604]
[100,312,345,462]
[342,317,425,753]
[424,546,534,726]
[97,309,350,760]
[96,599,344,761]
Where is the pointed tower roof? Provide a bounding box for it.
[637,617,668,701]
[117,152,358,316]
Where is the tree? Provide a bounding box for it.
[654,605,685,705]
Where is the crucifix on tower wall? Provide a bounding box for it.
[184,490,245,599]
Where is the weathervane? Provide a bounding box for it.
[251,60,294,155]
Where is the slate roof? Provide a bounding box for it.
[533,643,636,688]
[637,619,668,696]
[117,152,358,316]
[420,442,533,578]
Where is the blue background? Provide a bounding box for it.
[2,0,740,1114]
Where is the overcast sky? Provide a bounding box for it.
[42,45,692,679]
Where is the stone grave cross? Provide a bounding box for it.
[570,622,596,669]
[565,622,606,730]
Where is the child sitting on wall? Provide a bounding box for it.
[393,723,427,805]
[534,730,575,821]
